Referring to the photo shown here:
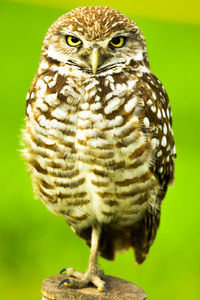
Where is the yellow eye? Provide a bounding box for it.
[110,37,125,48]
[66,36,82,47]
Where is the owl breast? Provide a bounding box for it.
[25,69,159,231]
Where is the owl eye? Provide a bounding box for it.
[109,36,125,48]
[65,36,82,47]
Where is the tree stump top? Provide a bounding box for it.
[42,274,147,300]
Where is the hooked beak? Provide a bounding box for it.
[90,46,99,74]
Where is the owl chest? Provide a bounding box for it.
[33,79,148,172]
[28,77,155,226]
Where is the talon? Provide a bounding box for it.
[104,283,108,296]
[58,278,70,288]
[59,268,67,274]
[97,283,107,294]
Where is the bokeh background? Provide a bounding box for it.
[0,0,200,299]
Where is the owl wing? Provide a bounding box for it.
[131,72,176,264]
[141,73,176,197]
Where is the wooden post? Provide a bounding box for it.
[42,274,147,299]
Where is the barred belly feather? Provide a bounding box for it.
[24,66,159,233]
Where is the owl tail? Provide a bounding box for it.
[134,248,149,265]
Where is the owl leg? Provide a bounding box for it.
[58,224,107,294]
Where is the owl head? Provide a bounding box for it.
[42,6,149,75]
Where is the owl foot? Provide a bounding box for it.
[60,267,104,278]
[58,267,107,295]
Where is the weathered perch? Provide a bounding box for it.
[42,274,147,299]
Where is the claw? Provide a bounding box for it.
[58,278,70,288]
[104,283,108,296]
[59,268,67,274]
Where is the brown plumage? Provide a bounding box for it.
[23,6,176,293]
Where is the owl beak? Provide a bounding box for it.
[90,46,99,74]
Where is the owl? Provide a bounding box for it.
[23,6,176,294]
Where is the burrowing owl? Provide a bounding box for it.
[23,6,176,293]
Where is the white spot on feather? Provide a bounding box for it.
[166,108,170,119]
[147,99,152,106]
[172,145,176,155]
[116,83,126,92]
[162,109,166,118]
[157,150,162,157]
[80,102,89,110]
[91,102,102,111]
[161,136,167,147]
[144,117,150,128]
[151,138,159,149]
[51,107,66,121]
[105,97,121,114]
[125,97,137,113]
[157,109,161,119]
[95,95,100,102]
[152,92,156,100]
[44,93,59,106]
[38,115,48,127]
[163,123,168,135]
[127,79,137,89]
[79,110,91,119]
[134,51,143,61]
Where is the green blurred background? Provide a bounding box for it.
[0,0,200,299]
